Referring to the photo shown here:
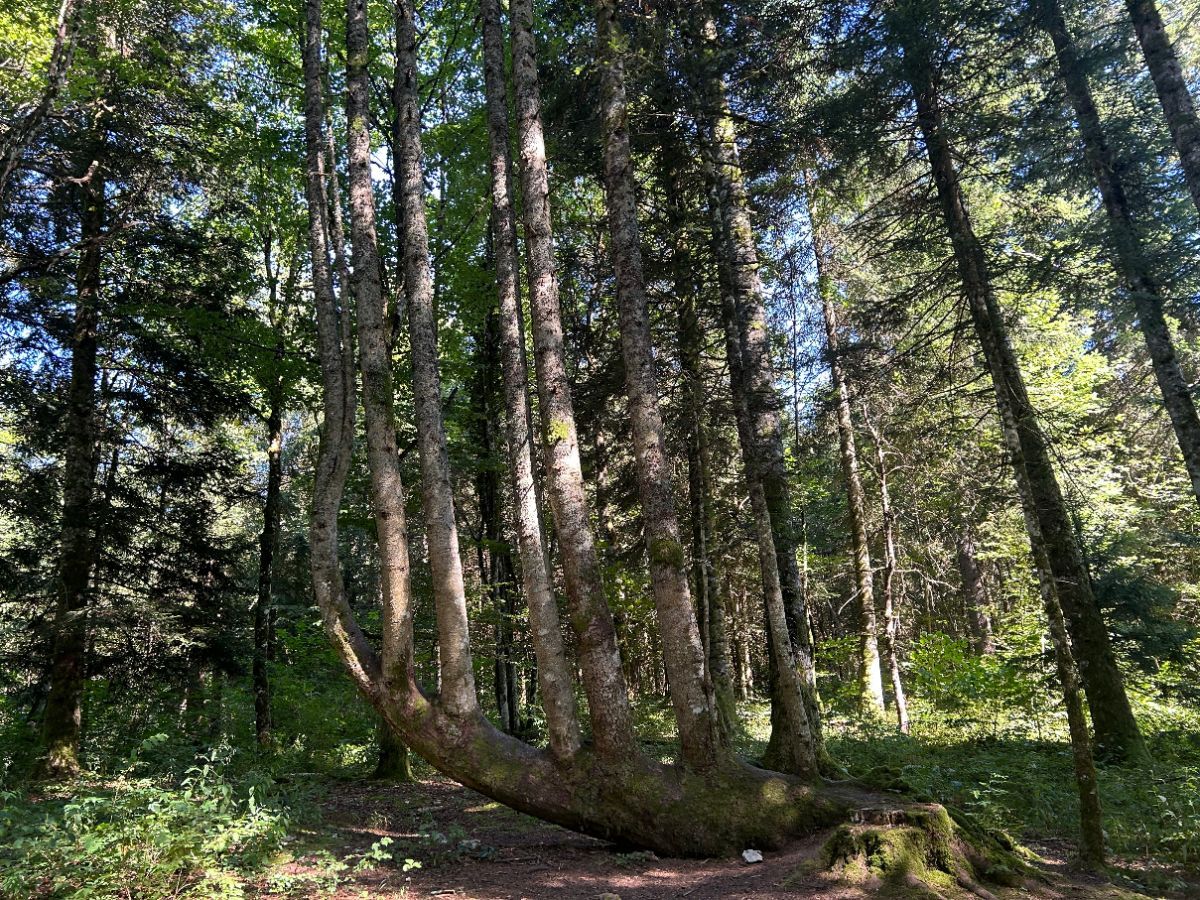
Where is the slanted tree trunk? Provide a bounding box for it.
[0,0,79,207]
[816,258,886,716]
[903,36,1146,761]
[39,153,105,780]
[1123,0,1200,217]
[956,526,995,655]
[480,0,581,758]
[596,0,722,769]
[1035,0,1200,508]
[509,0,636,756]
[997,388,1106,867]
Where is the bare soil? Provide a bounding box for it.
[255,776,1188,899]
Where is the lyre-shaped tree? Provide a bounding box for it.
[300,0,1020,875]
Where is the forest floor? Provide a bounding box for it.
[249,776,1196,900]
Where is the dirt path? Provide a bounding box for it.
[257,777,1180,899]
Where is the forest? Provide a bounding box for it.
[2,0,1200,896]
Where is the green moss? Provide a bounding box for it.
[648,537,684,568]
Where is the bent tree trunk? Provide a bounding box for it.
[903,38,1146,762]
[40,158,104,780]
[1124,0,1200,218]
[1035,0,1200,508]
[815,253,885,716]
[299,0,1024,880]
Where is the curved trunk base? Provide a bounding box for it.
[380,692,1022,873]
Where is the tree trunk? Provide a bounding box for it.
[39,153,104,780]
[816,263,886,716]
[480,0,581,757]
[344,0,415,781]
[373,716,414,780]
[997,386,1106,867]
[956,526,995,655]
[903,42,1146,761]
[1036,0,1200,508]
[1124,0,1200,217]
[669,162,737,738]
[509,0,636,757]
[254,376,282,747]
[870,431,910,733]
[596,0,722,770]
[391,0,478,716]
[696,21,817,689]
[1035,0,1200,508]
[0,0,79,208]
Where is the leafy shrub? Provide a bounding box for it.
[0,741,288,899]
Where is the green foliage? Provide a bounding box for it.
[0,742,289,899]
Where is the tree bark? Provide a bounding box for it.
[509,0,636,757]
[669,162,737,738]
[254,373,282,747]
[956,526,995,655]
[595,0,722,770]
[817,266,886,716]
[0,0,79,208]
[1124,0,1200,218]
[480,0,581,758]
[870,431,910,733]
[1035,0,1200,508]
[903,42,1147,761]
[392,0,478,716]
[39,152,104,780]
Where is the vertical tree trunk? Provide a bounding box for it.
[373,716,414,780]
[1124,0,1200,217]
[479,0,581,757]
[254,377,282,747]
[473,307,521,735]
[1036,0,1200,508]
[670,166,737,737]
[904,43,1146,761]
[509,0,636,757]
[304,0,377,701]
[39,159,104,780]
[870,433,909,733]
[595,0,722,769]
[817,265,885,715]
[717,262,819,776]
[392,0,478,716]
[956,526,995,655]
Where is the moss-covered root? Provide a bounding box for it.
[816,804,1024,898]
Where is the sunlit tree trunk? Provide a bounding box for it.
[1036,0,1200,508]
[480,0,581,757]
[596,0,723,769]
[253,370,282,747]
[903,39,1146,761]
[1123,0,1200,217]
[869,429,909,733]
[509,0,636,756]
[392,0,478,716]
[816,260,885,716]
